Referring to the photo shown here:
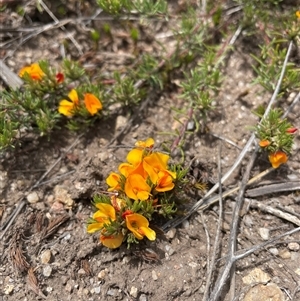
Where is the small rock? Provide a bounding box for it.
[107,288,116,296]
[152,270,158,281]
[243,283,284,301]
[139,293,148,301]
[165,228,176,240]
[169,275,175,282]
[27,191,39,203]
[94,286,101,294]
[242,268,270,285]
[3,284,14,295]
[115,115,127,130]
[258,228,269,240]
[98,269,106,279]
[269,248,279,256]
[279,250,291,259]
[165,244,175,256]
[130,286,138,298]
[182,220,190,229]
[78,269,86,276]
[0,170,8,189]
[40,250,52,264]
[295,268,300,276]
[65,280,75,293]
[288,242,299,251]
[43,265,52,277]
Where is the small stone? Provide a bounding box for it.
[169,275,175,282]
[243,283,284,301]
[165,244,175,256]
[165,228,176,240]
[40,250,52,264]
[107,288,116,296]
[258,228,269,240]
[97,269,106,279]
[115,115,127,130]
[42,265,52,277]
[294,268,300,276]
[139,293,148,301]
[182,220,190,229]
[269,248,279,256]
[3,284,14,295]
[242,268,271,285]
[27,191,39,203]
[130,286,138,298]
[288,242,300,251]
[279,250,291,259]
[78,268,86,276]
[94,286,101,294]
[152,270,158,281]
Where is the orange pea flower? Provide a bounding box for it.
[259,140,271,148]
[19,63,45,80]
[124,174,151,201]
[84,93,102,115]
[125,213,156,241]
[106,172,121,191]
[143,152,173,184]
[58,89,79,117]
[100,231,124,249]
[87,203,116,233]
[268,151,288,169]
[110,195,126,212]
[296,11,300,19]
[155,170,175,192]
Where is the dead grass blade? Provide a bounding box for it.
[9,231,30,273]
[27,267,46,299]
[41,214,70,241]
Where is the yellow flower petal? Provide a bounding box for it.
[87,222,103,233]
[135,138,155,148]
[155,170,175,192]
[100,232,124,249]
[84,93,102,115]
[106,172,121,191]
[58,89,79,116]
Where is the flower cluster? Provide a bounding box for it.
[87,138,178,249]
[19,62,103,118]
[255,109,297,168]
[58,89,102,117]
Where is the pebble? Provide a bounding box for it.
[242,268,270,285]
[279,250,291,259]
[130,286,138,298]
[169,275,175,282]
[182,220,190,229]
[258,227,269,240]
[115,115,127,130]
[165,228,176,240]
[242,283,284,301]
[3,284,14,295]
[268,248,279,256]
[151,270,158,281]
[94,286,101,294]
[288,242,300,251]
[42,265,52,277]
[27,191,39,203]
[97,269,106,279]
[107,288,116,296]
[165,245,175,256]
[139,294,148,301]
[40,250,52,264]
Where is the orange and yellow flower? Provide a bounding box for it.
[268,150,288,169]
[296,10,300,19]
[58,89,79,117]
[84,93,102,115]
[135,138,155,149]
[19,63,45,80]
[155,170,175,192]
[126,213,156,241]
[87,203,116,233]
[124,174,151,201]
